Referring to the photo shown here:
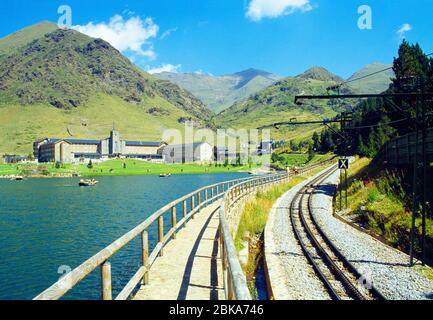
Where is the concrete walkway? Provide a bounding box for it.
[134,201,225,300]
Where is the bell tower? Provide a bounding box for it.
[109,123,122,155]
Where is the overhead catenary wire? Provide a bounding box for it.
[345,118,410,130]
[329,52,433,91]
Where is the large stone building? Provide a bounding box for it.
[34,130,165,164]
[161,142,214,164]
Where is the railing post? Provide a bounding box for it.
[172,207,177,240]
[191,195,196,219]
[158,216,164,256]
[101,261,112,300]
[211,187,214,201]
[205,188,208,202]
[227,270,234,300]
[216,185,219,197]
[183,200,187,227]
[141,231,149,285]
[198,192,201,207]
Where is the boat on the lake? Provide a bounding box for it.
[10,176,24,181]
[79,179,98,187]
[159,173,171,178]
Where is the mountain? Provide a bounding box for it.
[346,63,394,93]
[154,68,281,113]
[217,68,355,141]
[296,67,344,82]
[0,22,212,154]
[216,63,393,141]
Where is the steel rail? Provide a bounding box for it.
[290,166,375,300]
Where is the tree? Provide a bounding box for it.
[312,132,320,152]
[290,140,299,152]
[308,144,315,162]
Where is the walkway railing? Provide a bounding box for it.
[35,158,337,300]
[34,175,256,300]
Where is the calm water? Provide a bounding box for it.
[0,173,248,300]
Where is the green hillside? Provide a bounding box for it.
[155,68,281,113]
[0,21,58,57]
[0,22,212,154]
[216,70,354,141]
[296,66,344,82]
[346,63,394,93]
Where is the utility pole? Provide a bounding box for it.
[409,78,429,266]
[410,100,419,266]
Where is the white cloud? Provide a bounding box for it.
[160,28,178,40]
[246,0,313,21]
[147,64,181,74]
[397,23,412,39]
[73,15,159,58]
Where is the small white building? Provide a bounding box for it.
[161,142,214,164]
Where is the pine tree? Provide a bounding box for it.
[312,132,320,152]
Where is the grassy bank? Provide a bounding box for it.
[0,159,260,177]
[234,175,307,299]
[337,158,433,258]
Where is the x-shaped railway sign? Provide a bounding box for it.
[338,159,349,170]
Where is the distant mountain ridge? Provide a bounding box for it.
[154,68,281,113]
[346,63,394,93]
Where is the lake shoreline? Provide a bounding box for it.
[0,159,261,179]
[0,170,255,180]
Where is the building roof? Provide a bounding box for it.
[125,141,161,147]
[64,139,101,145]
[164,142,213,149]
[39,138,100,145]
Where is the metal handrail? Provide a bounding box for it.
[34,174,257,300]
[218,173,288,300]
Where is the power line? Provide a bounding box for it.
[329,52,433,90]
[345,118,409,130]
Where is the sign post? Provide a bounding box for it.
[338,158,349,211]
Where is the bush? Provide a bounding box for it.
[87,160,93,169]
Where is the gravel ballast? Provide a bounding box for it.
[310,171,433,300]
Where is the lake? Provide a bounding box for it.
[0,173,248,300]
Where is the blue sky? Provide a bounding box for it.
[1,0,432,78]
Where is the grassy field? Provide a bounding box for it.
[0,159,260,177]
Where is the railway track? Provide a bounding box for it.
[289,166,385,300]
